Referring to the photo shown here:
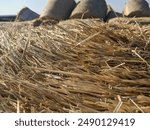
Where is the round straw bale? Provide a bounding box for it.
[123,0,150,17]
[108,17,150,25]
[40,0,76,20]
[105,5,118,21]
[116,12,123,17]
[0,19,150,113]
[16,7,39,21]
[70,0,107,19]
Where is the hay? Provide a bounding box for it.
[109,17,150,25]
[0,19,150,113]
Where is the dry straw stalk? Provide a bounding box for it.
[0,19,149,112]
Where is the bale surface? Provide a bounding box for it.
[0,19,150,113]
[109,17,150,25]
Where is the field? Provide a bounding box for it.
[0,19,150,112]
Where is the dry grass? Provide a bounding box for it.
[0,19,150,113]
[109,17,150,25]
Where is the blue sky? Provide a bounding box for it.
[0,0,150,15]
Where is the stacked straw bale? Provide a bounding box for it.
[123,0,150,17]
[105,5,117,21]
[16,7,39,22]
[40,0,76,20]
[70,0,107,19]
[0,19,150,112]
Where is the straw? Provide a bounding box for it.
[0,19,149,112]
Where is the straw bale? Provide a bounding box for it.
[40,0,76,20]
[105,5,123,22]
[0,19,150,113]
[70,0,107,19]
[105,5,117,21]
[109,17,150,25]
[123,0,150,17]
[16,7,39,21]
